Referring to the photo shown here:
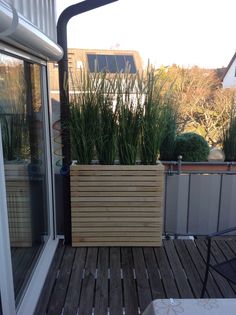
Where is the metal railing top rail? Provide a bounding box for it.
[162,161,236,166]
[162,160,236,175]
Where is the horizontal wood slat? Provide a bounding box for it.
[70,165,162,171]
[71,181,158,187]
[5,164,32,247]
[71,164,164,246]
[70,186,158,192]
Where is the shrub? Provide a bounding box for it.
[174,132,209,161]
[223,117,236,161]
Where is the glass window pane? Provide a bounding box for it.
[106,55,117,73]
[0,296,2,315]
[97,55,107,72]
[116,55,126,72]
[87,54,97,72]
[0,53,51,306]
[124,55,137,73]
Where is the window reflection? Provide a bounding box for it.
[0,295,2,315]
[0,53,50,305]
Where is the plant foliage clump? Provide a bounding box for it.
[0,103,29,161]
[223,117,236,161]
[95,87,117,165]
[174,132,209,161]
[140,68,177,163]
[159,104,177,161]
[70,102,96,164]
[69,67,177,165]
[116,72,143,165]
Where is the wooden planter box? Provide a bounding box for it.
[4,164,32,247]
[70,164,164,246]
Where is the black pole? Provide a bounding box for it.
[57,0,118,244]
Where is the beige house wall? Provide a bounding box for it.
[49,48,143,100]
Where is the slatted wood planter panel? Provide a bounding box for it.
[71,164,164,246]
[4,164,32,247]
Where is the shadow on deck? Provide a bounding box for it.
[35,238,236,315]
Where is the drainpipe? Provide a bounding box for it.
[57,0,118,244]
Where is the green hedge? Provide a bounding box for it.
[223,117,236,161]
[174,132,209,162]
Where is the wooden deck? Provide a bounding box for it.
[35,238,236,315]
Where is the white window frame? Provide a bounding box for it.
[0,125,16,315]
[0,47,59,315]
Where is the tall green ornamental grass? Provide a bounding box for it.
[0,102,29,161]
[95,76,117,164]
[69,66,178,165]
[141,68,176,164]
[69,72,98,164]
[223,116,236,161]
[116,73,143,165]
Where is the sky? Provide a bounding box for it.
[56,0,236,69]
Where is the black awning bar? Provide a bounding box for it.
[57,0,118,244]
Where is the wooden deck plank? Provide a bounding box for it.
[47,247,76,315]
[34,243,65,315]
[154,246,179,298]
[94,248,109,315]
[121,247,139,315]
[225,240,236,262]
[63,247,87,315]
[184,240,222,298]
[174,240,203,298]
[37,239,236,315]
[162,240,193,297]
[78,248,98,315]
[132,248,152,313]
[143,247,165,299]
[215,239,236,260]
[195,239,236,298]
[213,240,236,293]
[110,248,123,315]
[210,240,236,296]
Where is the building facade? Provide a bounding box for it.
[0,1,63,314]
[222,52,236,88]
[49,48,143,100]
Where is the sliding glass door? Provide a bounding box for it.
[0,49,55,312]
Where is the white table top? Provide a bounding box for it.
[142,299,236,315]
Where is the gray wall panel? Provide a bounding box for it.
[219,174,236,230]
[165,174,189,234]
[188,175,221,234]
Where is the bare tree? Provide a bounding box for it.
[160,65,236,147]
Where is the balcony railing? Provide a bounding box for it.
[163,161,236,236]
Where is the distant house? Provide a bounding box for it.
[49,48,143,100]
[222,52,236,88]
